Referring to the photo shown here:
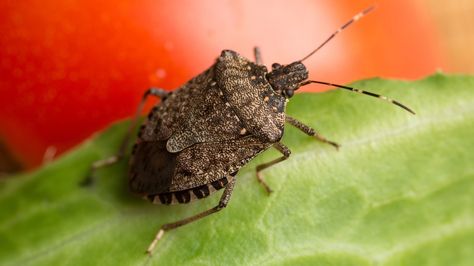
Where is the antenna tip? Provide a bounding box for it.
[361,6,376,18]
[403,106,416,115]
[364,4,377,13]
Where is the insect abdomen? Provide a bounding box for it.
[145,174,234,205]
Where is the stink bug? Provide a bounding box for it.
[86,6,414,254]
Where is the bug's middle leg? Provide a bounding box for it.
[146,175,237,255]
[286,116,340,149]
[256,142,291,194]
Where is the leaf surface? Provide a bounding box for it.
[1,74,473,266]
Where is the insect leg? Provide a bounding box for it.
[254,46,263,65]
[82,88,169,186]
[146,176,237,255]
[256,142,291,194]
[286,116,340,150]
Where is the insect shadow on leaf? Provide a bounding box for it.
[84,5,414,255]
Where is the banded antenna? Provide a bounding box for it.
[299,5,375,62]
[300,80,416,114]
[297,5,415,114]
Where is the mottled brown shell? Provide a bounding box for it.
[128,50,287,201]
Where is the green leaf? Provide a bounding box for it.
[1,73,473,266]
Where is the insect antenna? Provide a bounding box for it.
[299,5,375,62]
[300,80,416,115]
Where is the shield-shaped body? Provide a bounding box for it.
[129,50,287,204]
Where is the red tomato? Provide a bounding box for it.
[0,0,445,169]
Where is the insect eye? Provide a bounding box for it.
[272,63,281,70]
[285,89,294,98]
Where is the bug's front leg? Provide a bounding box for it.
[256,142,291,194]
[81,88,169,186]
[146,175,237,255]
[286,116,340,149]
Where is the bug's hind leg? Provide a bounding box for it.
[256,142,291,195]
[286,116,340,149]
[254,46,263,65]
[146,175,237,255]
[81,88,169,186]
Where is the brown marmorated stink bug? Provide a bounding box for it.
[86,6,414,255]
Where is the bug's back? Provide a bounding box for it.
[128,51,286,203]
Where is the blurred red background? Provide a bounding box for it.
[0,0,469,172]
